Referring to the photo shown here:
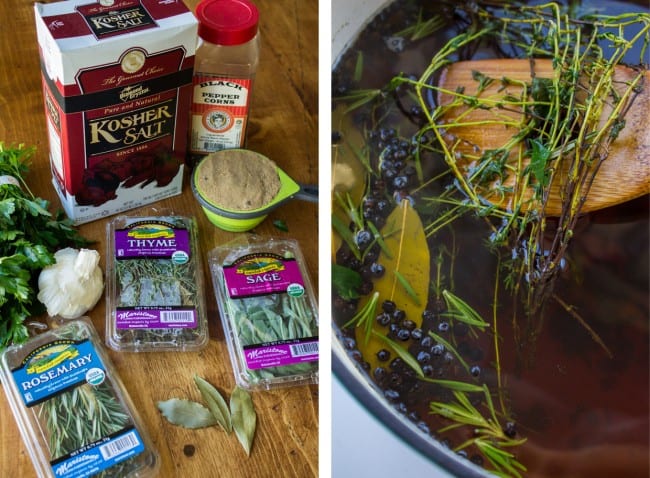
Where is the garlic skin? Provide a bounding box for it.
[37,248,104,319]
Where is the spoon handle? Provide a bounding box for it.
[294,184,319,203]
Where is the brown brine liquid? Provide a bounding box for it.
[332,1,649,476]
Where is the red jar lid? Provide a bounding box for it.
[196,0,259,46]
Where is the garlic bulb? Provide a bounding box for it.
[37,248,104,319]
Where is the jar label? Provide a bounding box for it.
[190,75,252,152]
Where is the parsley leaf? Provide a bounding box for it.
[0,143,91,349]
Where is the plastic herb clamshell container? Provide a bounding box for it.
[209,235,319,391]
[105,214,209,352]
[0,318,160,478]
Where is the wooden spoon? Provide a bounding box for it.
[436,58,649,216]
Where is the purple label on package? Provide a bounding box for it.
[115,307,198,329]
[114,222,190,259]
[223,254,305,298]
[243,337,319,370]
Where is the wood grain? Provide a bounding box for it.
[0,1,319,477]
[437,58,650,215]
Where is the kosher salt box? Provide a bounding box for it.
[34,0,198,224]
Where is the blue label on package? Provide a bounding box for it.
[10,337,146,477]
[12,338,102,407]
[51,428,145,478]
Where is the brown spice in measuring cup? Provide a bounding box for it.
[196,149,281,211]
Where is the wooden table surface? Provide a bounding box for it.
[0,1,319,477]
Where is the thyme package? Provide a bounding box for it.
[0,319,159,478]
[209,236,319,391]
[105,214,209,352]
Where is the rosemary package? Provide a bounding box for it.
[0,318,159,478]
[105,215,209,352]
[209,235,319,391]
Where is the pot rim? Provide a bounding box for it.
[332,331,493,478]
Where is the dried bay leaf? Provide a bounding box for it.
[157,398,218,429]
[356,199,430,372]
[230,386,257,456]
[194,375,232,433]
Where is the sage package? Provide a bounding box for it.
[209,235,319,391]
[105,214,209,352]
[34,0,198,224]
[0,318,160,478]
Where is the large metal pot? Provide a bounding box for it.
[331,1,491,476]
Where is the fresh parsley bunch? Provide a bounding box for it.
[0,143,91,348]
